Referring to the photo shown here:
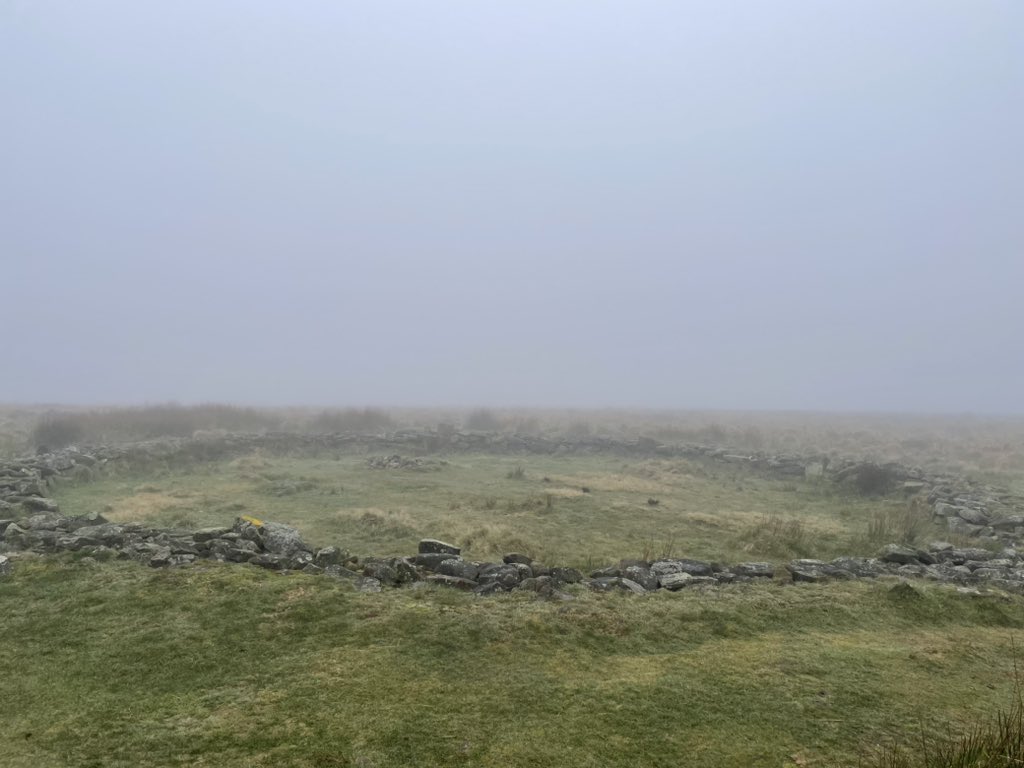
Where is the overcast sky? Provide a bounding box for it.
[2,2,1021,412]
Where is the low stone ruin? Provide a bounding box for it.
[3,431,1024,596]
[3,510,1024,599]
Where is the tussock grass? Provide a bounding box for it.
[872,686,1024,768]
[865,498,935,547]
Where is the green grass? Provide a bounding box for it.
[2,557,1023,768]
[50,452,917,567]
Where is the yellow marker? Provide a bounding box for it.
[240,515,264,527]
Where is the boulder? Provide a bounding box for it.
[659,572,693,590]
[734,562,774,579]
[503,552,532,566]
[259,522,309,556]
[251,553,287,570]
[958,507,990,526]
[418,539,461,556]
[314,546,348,568]
[19,497,60,513]
[477,564,522,590]
[23,514,65,531]
[622,565,659,590]
[437,558,480,581]
[0,554,10,577]
[148,547,173,567]
[414,553,453,570]
[651,559,713,577]
[880,544,921,565]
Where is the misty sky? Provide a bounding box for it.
[2,2,1022,412]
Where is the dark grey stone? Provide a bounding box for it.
[418,538,461,556]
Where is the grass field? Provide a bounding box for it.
[2,556,1023,768]
[50,451,917,567]
[6,409,1024,767]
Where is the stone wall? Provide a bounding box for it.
[2,431,1024,596]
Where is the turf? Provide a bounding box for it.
[51,451,912,567]
[2,557,1022,768]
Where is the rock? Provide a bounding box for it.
[734,562,774,579]
[323,565,362,580]
[473,582,505,596]
[223,540,260,562]
[933,502,958,517]
[65,512,109,531]
[314,546,349,568]
[958,507,990,526]
[251,553,287,570]
[992,516,1024,531]
[414,553,452,570]
[259,522,309,556]
[478,564,522,590]
[3,523,28,546]
[880,544,921,565]
[418,539,461,556]
[928,541,955,553]
[549,567,584,584]
[622,565,659,590]
[19,497,60,513]
[588,577,647,595]
[425,574,477,590]
[0,554,10,577]
[193,527,231,542]
[590,565,620,578]
[288,551,315,569]
[391,557,420,584]
[830,557,885,578]
[233,516,265,543]
[148,547,173,567]
[362,560,398,585]
[0,520,12,535]
[787,559,855,583]
[23,513,65,531]
[517,576,555,596]
[659,572,693,590]
[503,552,532,565]
[437,558,480,581]
[651,559,713,577]
[69,524,126,548]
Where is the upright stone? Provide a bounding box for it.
[418,538,461,556]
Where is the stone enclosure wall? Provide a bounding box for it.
[2,431,1024,597]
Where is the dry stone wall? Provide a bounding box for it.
[3,431,1024,596]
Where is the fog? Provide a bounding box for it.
[2,2,1021,412]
